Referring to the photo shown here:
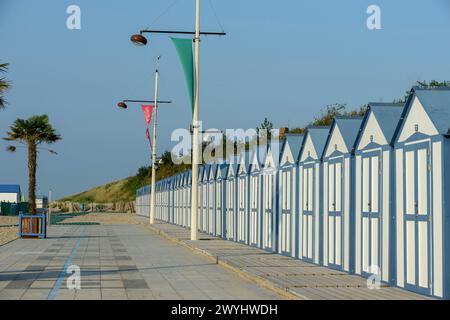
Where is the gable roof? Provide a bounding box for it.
[249,145,267,171]
[0,185,21,193]
[355,103,404,148]
[323,116,364,158]
[308,127,331,158]
[237,150,252,173]
[395,87,450,139]
[281,134,304,164]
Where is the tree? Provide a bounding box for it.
[394,80,450,103]
[0,62,10,110]
[256,117,274,143]
[4,115,61,213]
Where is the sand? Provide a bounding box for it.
[52,212,139,225]
[0,213,140,246]
[0,216,19,246]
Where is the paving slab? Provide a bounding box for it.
[140,218,434,300]
[0,221,282,300]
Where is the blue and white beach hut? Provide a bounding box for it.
[393,87,450,299]
[176,173,184,226]
[184,170,192,228]
[201,165,211,233]
[248,146,267,248]
[261,143,280,251]
[207,163,218,235]
[322,116,363,272]
[173,174,180,225]
[297,126,330,264]
[214,163,226,237]
[237,151,251,244]
[353,103,403,283]
[224,156,239,241]
[278,134,304,257]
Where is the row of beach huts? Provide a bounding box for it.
[136,87,450,299]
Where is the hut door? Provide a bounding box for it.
[238,176,247,243]
[328,159,344,268]
[226,179,235,240]
[302,164,315,261]
[404,144,431,294]
[280,169,292,254]
[250,175,259,246]
[361,152,381,275]
[209,182,215,234]
[263,172,274,249]
[216,180,222,237]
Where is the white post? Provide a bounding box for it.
[150,68,159,224]
[191,0,201,240]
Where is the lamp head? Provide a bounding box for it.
[130,34,148,46]
[117,102,128,109]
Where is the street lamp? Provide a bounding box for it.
[117,96,172,225]
[131,0,225,241]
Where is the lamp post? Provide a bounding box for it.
[117,95,172,224]
[130,0,225,240]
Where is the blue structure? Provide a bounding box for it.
[261,143,280,252]
[224,157,238,241]
[353,103,404,283]
[322,117,363,272]
[237,151,251,244]
[135,86,450,299]
[393,87,450,299]
[278,134,304,257]
[248,146,267,248]
[0,184,21,204]
[298,126,330,264]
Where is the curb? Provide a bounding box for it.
[142,223,301,300]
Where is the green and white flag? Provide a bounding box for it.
[171,37,194,115]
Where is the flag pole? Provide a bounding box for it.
[190,0,201,241]
[150,61,160,225]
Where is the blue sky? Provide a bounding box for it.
[1,0,450,199]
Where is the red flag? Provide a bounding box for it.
[141,105,153,125]
[141,105,153,149]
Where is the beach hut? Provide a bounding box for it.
[248,146,267,248]
[353,103,404,283]
[261,143,280,251]
[207,163,218,235]
[169,176,175,224]
[214,163,226,237]
[224,157,239,241]
[297,126,330,264]
[393,87,450,298]
[176,173,183,225]
[201,165,211,233]
[173,174,179,225]
[237,151,251,244]
[184,170,192,228]
[322,116,363,272]
[164,178,170,222]
[278,134,304,257]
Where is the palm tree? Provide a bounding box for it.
[4,115,61,213]
[0,62,10,110]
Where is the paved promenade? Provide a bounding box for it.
[141,219,432,300]
[0,223,282,300]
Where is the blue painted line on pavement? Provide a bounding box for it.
[47,227,85,300]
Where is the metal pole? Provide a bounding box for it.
[150,67,159,225]
[48,190,52,226]
[191,0,200,241]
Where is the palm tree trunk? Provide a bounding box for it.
[28,142,37,214]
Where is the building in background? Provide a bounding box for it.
[0,184,21,203]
